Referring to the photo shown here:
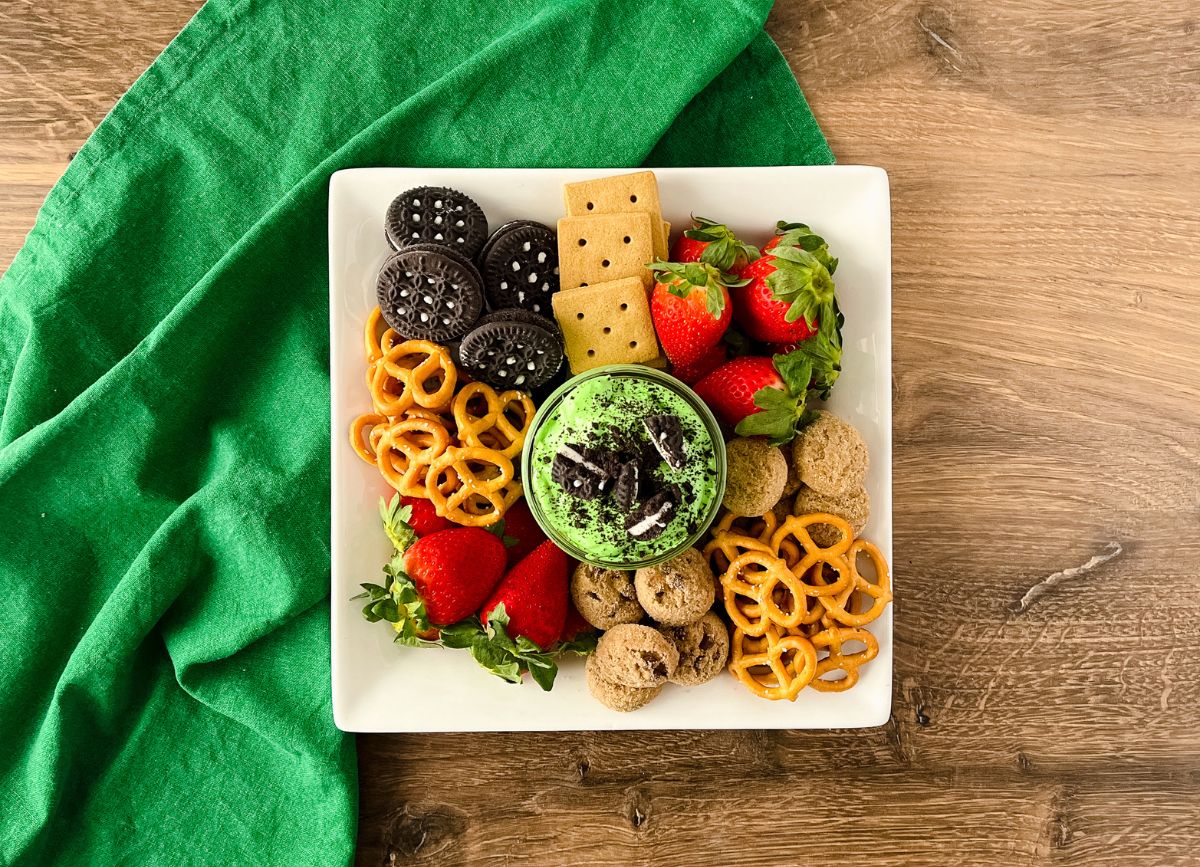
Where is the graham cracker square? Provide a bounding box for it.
[563,171,666,259]
[557,213,655,290]
[551,276,660,373]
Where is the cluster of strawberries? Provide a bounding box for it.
[355,495,593,689]
[648,218,843,445]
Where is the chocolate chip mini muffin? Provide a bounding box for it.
[570,562,644,630]
[585,654,662,712]
[792,410,868,496]
[593,623,679,688]
[633,547,714,626]
[660,611,729,686]
[722,437,788,517]
[793,483,870,546]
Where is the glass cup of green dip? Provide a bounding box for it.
[521,364,727,570]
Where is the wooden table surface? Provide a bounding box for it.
[3,1,1198,864]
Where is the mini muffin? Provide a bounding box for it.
[771,495,793,526]
[570,562,644,630]
[793,484,870,547]
[585,654,662,712]
[781,444,803,496]
[791,411,868,496]
[722,437,788,517]
[593,623,679,688]
[660,611,730,686]
[634,547,715,626]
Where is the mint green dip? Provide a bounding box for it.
[526,369,722,568]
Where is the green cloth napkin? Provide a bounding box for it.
[0,0,831,863]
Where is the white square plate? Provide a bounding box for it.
[330,166,891,732]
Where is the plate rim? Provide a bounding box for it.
[329,164,892,732]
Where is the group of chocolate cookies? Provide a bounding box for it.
[550,171,670,374]
[550,413,688,542]
[572,547,729,712]
[722,410,870,544]
[376,186,565,391]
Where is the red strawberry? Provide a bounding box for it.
[402,496,453,537]
[403,528,507,626]
[560,604,595,644]
[693,356,784,429]
[693,350,818,444]
[500,499,547,566]
[480,540,568,650]
[649,261,738,371]
[672,341,727,385]
[672,233,710,265]
[672,216,760,274]
[733,222,838,344]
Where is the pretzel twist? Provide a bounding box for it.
[349,412,389,465]
[715,510,892,699]
[375,417,452,497]
[452,382,535,460]
[369,339,457,416]
[722,551,814,636]
[809,627,879,692]
[728,626,818,701]
[425,446,521,527]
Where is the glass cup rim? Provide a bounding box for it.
[520,364,728,570]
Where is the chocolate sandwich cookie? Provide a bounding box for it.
[626,486,680,541]
[385,186,488,257]
[458,318,563,390]
[475,220,540,267]
[475,308,563,344]
[613,460,641,511]
[376,246,485,343]
[551,444,619,500]
[643,414,686,471]
[480,221,560,317]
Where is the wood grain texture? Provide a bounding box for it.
[2,0,1199,864]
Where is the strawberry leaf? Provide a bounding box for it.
[379,494,417,553]
[437,619,482,649]
[553,630,600,657]
[649,261,745,318]
[773,351,815,396]
[775,221,837,275]
[684,216,761,272]
[734,353,816,445]
[464,603,562,691]
[764,247,835,326]
[785,300,844,399]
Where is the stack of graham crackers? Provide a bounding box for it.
[551,171,671,374]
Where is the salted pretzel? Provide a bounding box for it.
[721,550,816,636]
[728,625,818,701]
[702,510,779,574]
[712,510,782,543]
[425,446,520,527]
[348,412,388,465]
[703,532,769,576]
[369,339,457,416]
[818,538,892,627]
[375,417,452,497]
[719,508,893,698]
[809,626,879,692]
[364,306,386,363]
[451,382,535,460]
